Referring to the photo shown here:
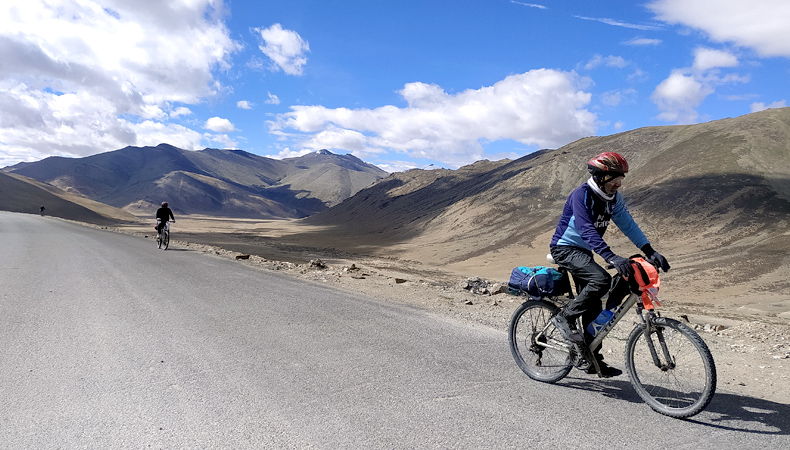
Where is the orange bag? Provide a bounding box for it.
[629,257,661,309]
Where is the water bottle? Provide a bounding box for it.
[586,309,614,336]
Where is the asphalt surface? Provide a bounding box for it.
[1,211,788,449]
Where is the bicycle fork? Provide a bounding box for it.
[637,311,676,371]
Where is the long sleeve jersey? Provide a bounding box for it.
[550,179,648,262]
[156,207,175,222]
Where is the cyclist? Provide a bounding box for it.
[549,152,670,377]
[155,201,175,234]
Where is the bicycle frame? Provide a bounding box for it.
[535,287,677,375]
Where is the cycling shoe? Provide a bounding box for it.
[587,360,623,378]
[551,315,585,343]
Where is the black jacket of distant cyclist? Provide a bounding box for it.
[155,202,175,232]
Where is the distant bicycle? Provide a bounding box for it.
[156,219,171,250]
[508,256,716,418]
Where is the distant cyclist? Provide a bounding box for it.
[548,152,670,377]
[155,201,175,234]
[39,205,45,215]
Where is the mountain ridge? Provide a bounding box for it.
[4,144,388,218]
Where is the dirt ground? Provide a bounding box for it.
[101,216,789,406]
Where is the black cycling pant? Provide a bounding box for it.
[550,246,629,343]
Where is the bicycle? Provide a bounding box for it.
[156,220,171,250]
[507,256,716,418]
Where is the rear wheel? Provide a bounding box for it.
[157,231,163,249]
[508,300,572,383]
[625,317,716,418]
[162,230,169,250]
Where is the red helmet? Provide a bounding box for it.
[587,152,629,176]
[162,202,168,207]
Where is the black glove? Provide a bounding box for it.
[609,255,634,279]
[647,251,670,272]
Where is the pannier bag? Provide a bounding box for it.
[508,266,566,298]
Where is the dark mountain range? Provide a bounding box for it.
[3,144,388,218]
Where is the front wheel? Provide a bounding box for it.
[508,300,572,383]
[625,317,716,418]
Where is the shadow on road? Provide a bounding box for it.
[559,376,789,434]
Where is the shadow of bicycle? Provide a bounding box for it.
[559,376,789,434]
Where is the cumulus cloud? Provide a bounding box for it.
[170,107,193,118]
[648,0,790,57]
[205,117,236,132]
[0,0,241,163]
[269,69,596,168]
[237,100,253,110]
[691,48,738,73]
[256,23,310,76]
[651,70,712,123]
[651,48,745,123]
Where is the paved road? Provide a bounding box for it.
[1,211,788,449]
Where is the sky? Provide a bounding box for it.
[1,0,789,172]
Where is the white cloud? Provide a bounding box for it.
[624,38,662,46]
[204,117,235,132]
[130,120,205,150]
[692,48,738,73]
[751,100,787,112]
[269,69,596,168]
[652,47,746,123]
[256,23,310,76]
[0,0,241,164]
[170,107,192,118]
[203,133,238,149]
[268,148,314,159]
[584,55,627,70]
[510,1,547,9]
[651,70,711,123]
[576,16,662,31]
[237,100,253,110]
[648,0,790,57]
[265,92,281,105]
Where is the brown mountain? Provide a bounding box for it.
[0,172,138,225]
[4,144,388,218]
[306,108,790,303]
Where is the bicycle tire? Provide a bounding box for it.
[163,230,169,250]
[625,317,716,418]
[157,232,163,249]
[508,300,572,383]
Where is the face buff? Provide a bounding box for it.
[587,176,615,201]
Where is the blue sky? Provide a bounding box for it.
[1,1,789,171]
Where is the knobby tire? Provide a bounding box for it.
[625,317,716,418]
[508,300,572,383]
